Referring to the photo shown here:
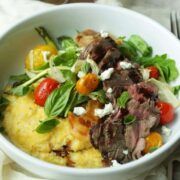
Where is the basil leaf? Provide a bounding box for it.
[74,94,89,106]
[81,62,90,74]
[9,74,30,87]
[57,36,77,50]
[128,35,152,57]
[0,127,4,133]
[136,54,179,82]
[61,70,77,83]
[117,91,130,108]
[89,90,107,104]
[64,91,77,117]
[36,119,59,134]
[172,85,180,95]
[53,48,77,67]
[11,85,30,96]
[44,82,75,117]
[123,115,136,125]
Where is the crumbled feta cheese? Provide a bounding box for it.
[100,30,109,38]
[119,61,133,69]
[107,88,113,93]
[123,149,128,155]
[140,68,150,80]
[77,71,86,78]
[162,126,172,136]
[94,103,113,118]
[41,51,50,62]
[73,107,86,116]
[100,68,114,81]
[111,160,121,167]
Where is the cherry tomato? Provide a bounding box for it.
[156,101,174,125]
[76,73,99,95]
[147,66,160,79]
[25,45,57,70]
[34,78,59,106]
[144,132,162,154]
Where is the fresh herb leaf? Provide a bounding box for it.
[36,118,59,134]
[0,96,9,120]
[128,35,152,57]
[137,54,179,82]
[11,85,30,96]
[117,91,130,108]
[81,62,90,74]
[61,70,77,83]
[74,94,89,106]
[53,48,77,67]
[9,74,30,87]
[123,115,136,125]
[149,146,158,153]
[89,90,107,104]
[172,85,180,95]
[44,82,75,117]
[64,91,77,117]
[57,36,77,50]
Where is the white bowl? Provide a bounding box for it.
[0,3,179,180]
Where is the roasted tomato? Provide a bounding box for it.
[144,132,162,154]
[76,73,99,95]
[34,78,59,106]
[25,45,57,70]
[147,66,160,79]
[156,101,174,125]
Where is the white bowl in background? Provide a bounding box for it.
[0,3,179,180]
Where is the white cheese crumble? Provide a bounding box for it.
[94,103,113,118]
[100,68,114,81]
[122,149,129,155]
[111,160,122,167]
[140,68,150,80]
[41,51,50,62]
[119,61,133,70]
[107,87,113,93]
[77,71,86,78]
[73,107,86,116]
[100,30,109,38]
[162,126,172,136]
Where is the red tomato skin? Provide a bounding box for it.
[147,66,160,79]
[34,78,59,106]
[156,101,174,125]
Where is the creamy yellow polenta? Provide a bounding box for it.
[3,93,103,168]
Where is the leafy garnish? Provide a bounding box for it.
[89,90,107,104]
[74,94,89,106]
[36,118,59,134]
[9,74,30,87]
[117,91,130,108]
[53,48,78,67]
[137,54,179,82]
[81,62,91,74]
[128,35,152,57]
[0,127,4,133]
[57,36,77,50]
[172,85,180,95]
[61,70,77,83]
[44,82,75,117]
[11,85,30,96]
[123,115,136,125]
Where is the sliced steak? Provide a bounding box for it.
[80,37,117,62]
[99,48,121,70]
[103,69,143,98]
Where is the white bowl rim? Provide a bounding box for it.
[0,3,180,175]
